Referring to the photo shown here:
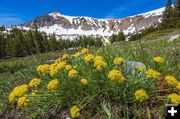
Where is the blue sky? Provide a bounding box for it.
[0,0,175,25]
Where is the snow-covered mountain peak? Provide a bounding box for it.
[138,7,165,18]
[49,12,65,18]
[23,7,165,40]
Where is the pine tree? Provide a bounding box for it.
[174,0,180,27]
[174,0,180,17]
[0,33,4,58]
[117,31,125,41]
[13,29,26,57]
[49,34,57,51]
[109,34,117,44]
[161,0,175,29]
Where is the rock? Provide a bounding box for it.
[65,115,71,119]
[125,61,146,67]
[169,34,180,42]
[124,61,146,74]
[45,59,55,63]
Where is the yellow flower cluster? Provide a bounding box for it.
[18,96,30,107]
[94,56,107,71]
[37,64,50,74]
[176,82,180,90]
[84,54,94,63]
[57,61,67,70]
[145,69,161,79]
[31,90,38,97]
[134,89,148,102]
[9,84,28,102]
[81,48,89,54]
[74,52,82,57]
[29,78,41,87]
[49,64,58,77]
[113,57,124,65]
[66,65,72,71]
[54,58,61,64]
[108,70,125,82]
[136,66,145,72]
[165,75,177,86]
[62,54,69,60]
[68,69,78,78]
[70,106,80,118]
[47,79,59,91]
[80,78,88,86]
[94,56,104,61]
[153,56,164,64]
[168,93,180,104]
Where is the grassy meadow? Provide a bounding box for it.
[0,32,180,119]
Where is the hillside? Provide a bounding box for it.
[16,7,165,39]
[0,31,180,118]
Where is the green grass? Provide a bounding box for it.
[0,34,180,118]
[142,29,180,40]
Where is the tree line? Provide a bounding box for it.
[129,0,180,41]
[108,31,126,43]
[0,28,103,59]
[1,0,179,59]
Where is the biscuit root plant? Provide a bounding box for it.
[6,39,180,118]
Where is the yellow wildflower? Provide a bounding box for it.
[9,84,29,103]
[145,69,161,79]
[49,63,58,77]
[18,96,30,107]
[62,54,69,60]
[68,69,78,78]
[37,64,50,74]
[94,60,107,71]
[70,106,80,118]
[136,66,145,72]
[50,67,58,77]
[12,84,28,97]
[94,56,104,61]
[153,56,164,64]
[31,92,36,97]
[165,75,177,86]
[84,54,94,63]
[168,93,180,104]
[47,79,59,91]
[66,65,72,71]
[36,65,43,73]
[31,90,38,97]
[134,89,148,102]
[50,63,57,68]
[74,52,82,57]
[29,78,41,87]
[108,70,125,82]
[81,48,89,54]
[8,92,16,103]
[80,79,88,86]
[54,58,61,65]
[57,61,67,70]
[113,57,124,65]
[176,82,180,90]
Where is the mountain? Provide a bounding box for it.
[20,7,165,39]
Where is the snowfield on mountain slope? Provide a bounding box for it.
[40,7,164,36]
[15,7,165,40]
